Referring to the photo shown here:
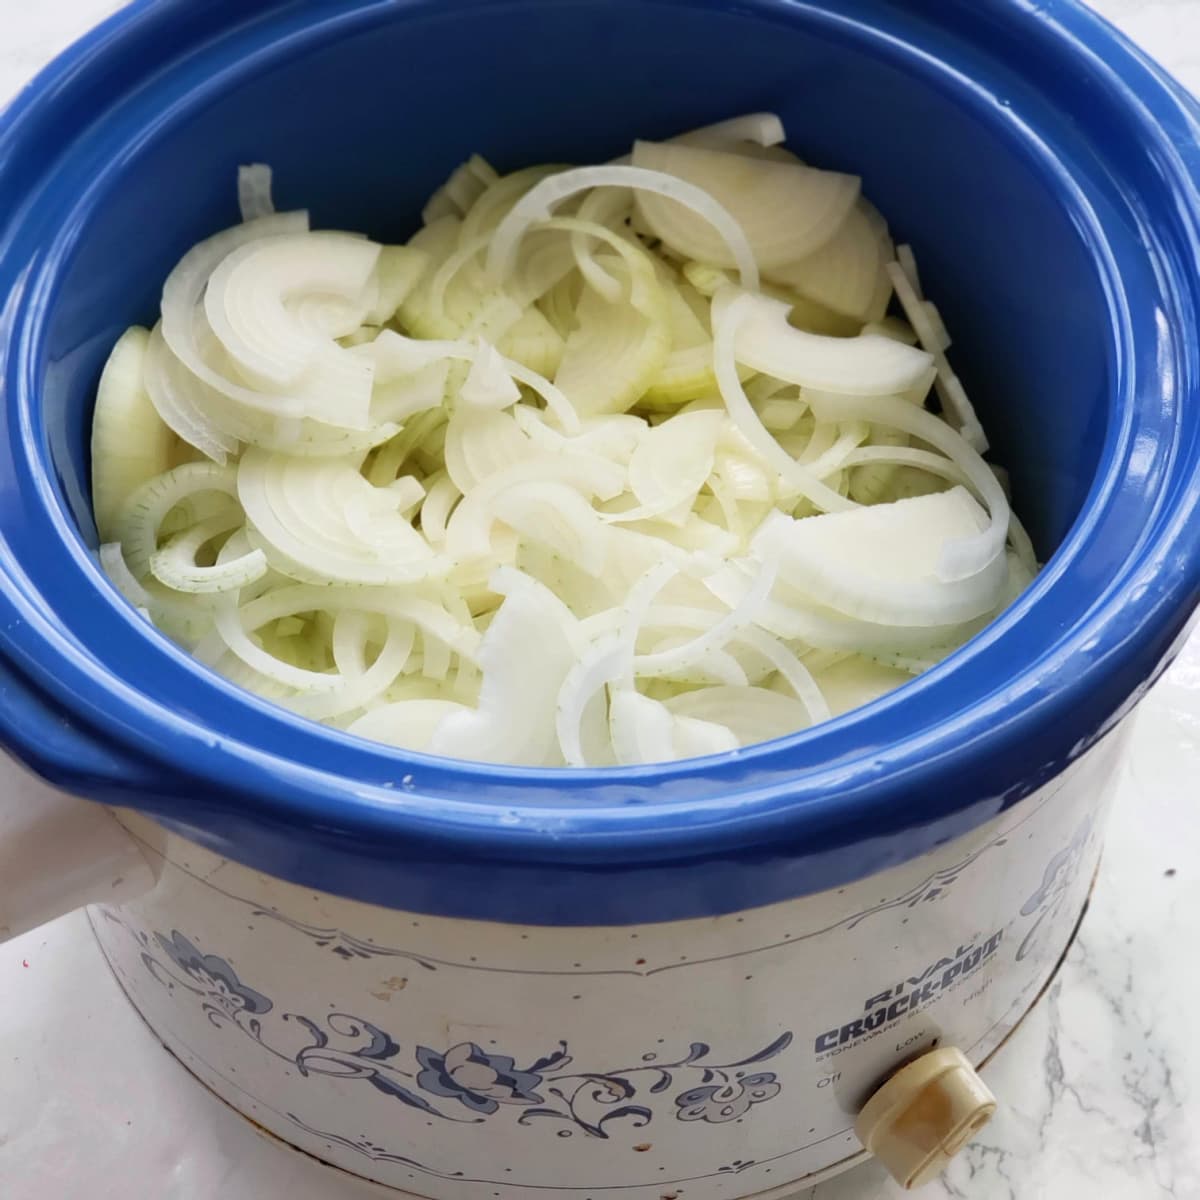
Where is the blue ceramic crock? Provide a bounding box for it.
[0,0,1198,926]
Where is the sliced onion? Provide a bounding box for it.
[290,618,417,720]
[91,326,178,538]
[461,164,568,245]
[460,340,522,409]
[548,224,670,417]
[755,487,1008,626]
[422,158,490,224]
[604,409,724,523]
[570,188,635,302]
[370,360,449,426]
[429,577,577,766]
[487,165,760,293]
[143,324,241,465]
[444,453,625,560]
[418,472,461,546]
[712,292,856,512]
[765,202,892,323]
[197,582,480,664]
[805,392,1009,580]
[556,635,624,767]
[491,482,610,576]
[713,285,935,396]
[609,688,738,764]
[348,699,470,750]
[114,461,240,578]
[512,406,645,463]
[150,515,267,594]
[609,688,677,764]
[204,231,379,408]
[660,705,740,758]
[238,448,442,585]
[161,212,314,420]
[632,556,776,678]
[97,138,1037,768]
[887,257,987,453]
[664,685,810,745]
[631,141,859,270]
[238,164,275,222]
[444,407,533,492]
[674,112,787,149]
[364,245,429,325]
[362,329,579,432]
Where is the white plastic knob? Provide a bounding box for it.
[855,1046,997,1190]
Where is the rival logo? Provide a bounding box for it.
[813,930,1003,1055]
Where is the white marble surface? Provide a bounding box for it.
[1,1,1199,1198]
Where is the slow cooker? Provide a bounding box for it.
[1,0,1199,1194]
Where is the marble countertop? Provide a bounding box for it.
[1,1,1199,1198]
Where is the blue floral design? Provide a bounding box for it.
[1017,815,1095,962]
[154,929,272,1017]
[675,1073,781,1124]
[111,914,795,1144]
[416,1042,548,1114]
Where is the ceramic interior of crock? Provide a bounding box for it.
[43,1,1110,563]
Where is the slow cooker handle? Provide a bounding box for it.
[0,656,157,944]
[0,761,157,943]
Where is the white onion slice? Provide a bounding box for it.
[570,188,635,302]
[887,256,988,453]
[756,487,1008,626]
[492,482,609,576]
[713,286,935,397]
[161,212,312,419]
[204,231,379,398]
[460,340,522,409]
[349,699,470,751]
[712,292,856,512]
[444,454,624,560]
[631,141,859,270]
[674,112,787,149]
[114,461,240,578]
[609,688,738,765]
[443,407,534,493]
[150,515,267,594]
[143,324,241,464]
[487,165,760,293]
[291,619,417,720]
[238,164,275,222]
[238,448,441,585]
[805,392,1009,580]
[91,326,178,539]
[664,685,810,745]
[766,202,892,322]
[418,472,461,546]
[429,578,577,766]
[555,635,624,767]
[632,556,776,678]
[604,409,724,524]
[609,688,677,765]
[198,582,480,663]
[364,245,429,326]
[370,360,449,426]
[548,223,670,417]
[361,329,579,432]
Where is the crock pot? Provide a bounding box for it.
[2,0,1199,1194]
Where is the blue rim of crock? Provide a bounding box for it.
[0,0,1198,876]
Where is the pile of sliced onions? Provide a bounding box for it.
[91,116,1038,768]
